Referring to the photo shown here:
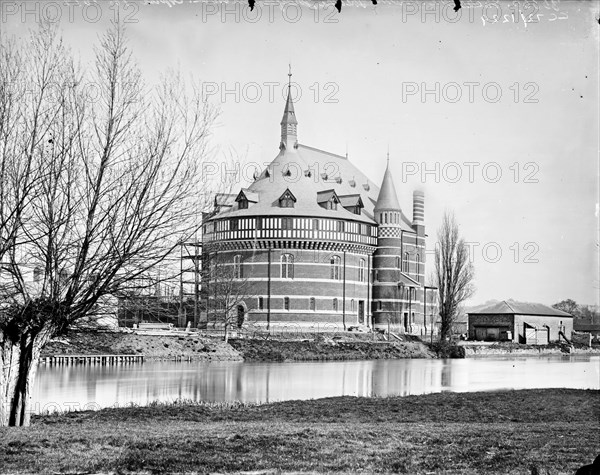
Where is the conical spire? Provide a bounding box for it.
[374,160,401,212]
[280,66,298,150]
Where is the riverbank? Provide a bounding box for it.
[41,331,435,362]
[460,341,600,357]
[2,388,597,474]
[41,330,243,361]
[41,330,600,362]
[229,335,435,361]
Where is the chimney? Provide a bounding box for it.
[412,190,425,227]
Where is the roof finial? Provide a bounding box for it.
[386,144,390,165]
[288,63,292,88]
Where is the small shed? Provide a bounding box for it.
[468,301,573,344]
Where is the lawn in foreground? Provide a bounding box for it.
[1,389,598,474]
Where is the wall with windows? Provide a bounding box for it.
[372,224,427,333]
[203,216,377,247]
[203,247,372,327]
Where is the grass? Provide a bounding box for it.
[1,388,598,474]
[228,337,435,361]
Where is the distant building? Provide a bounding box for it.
[468,300,573,344]
[573,324,600,340]
[200,73,430,334]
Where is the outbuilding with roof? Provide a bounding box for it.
[468,300,573,344]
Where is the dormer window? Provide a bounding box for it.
[339,194,364,216]
[235,189,258,210]
[278,188,297,208]
[317,189,340,211]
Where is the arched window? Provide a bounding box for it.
[415,254,420,281]
[310,297,316,311]
[330,255,341,280]
[384,213,388,224]
[284,297,290,310]
[281,254,294,279]
[396,256,401,268]
[258,296,264,310]
[233,255,243,279]
[402,252,409,273]
[358,259,366,282]
[351,299,355,311]
[333,298,338,311]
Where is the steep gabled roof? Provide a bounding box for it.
[278,188,297,203]
[468,300,573,317]
[236,188,259,203]
[338,194,364,208]
[317,189,340,204]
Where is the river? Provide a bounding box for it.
[32,355,599,414]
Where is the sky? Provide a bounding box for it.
[2,0,598,307]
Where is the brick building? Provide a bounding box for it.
[201,74,428,334]
[468,300,573,344]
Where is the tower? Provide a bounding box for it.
[372,157,405,331]
[280,66,298,151]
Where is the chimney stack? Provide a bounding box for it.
[412,190,424,226]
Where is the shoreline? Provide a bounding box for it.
[40,330,600,363]
[3,388,598,474]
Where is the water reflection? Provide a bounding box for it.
[32,355,600,414]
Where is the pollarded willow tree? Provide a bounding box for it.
[433,211,475,341]
[0,23,219,426]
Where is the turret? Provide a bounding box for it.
[374,159,402,227]
[372,157,405,331]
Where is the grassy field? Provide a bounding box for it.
[1,389,598,474]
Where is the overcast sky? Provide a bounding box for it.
[3,0,598,306]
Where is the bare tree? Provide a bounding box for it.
[203,244,255,342]
[433,211,475,341]
[0,23,218,426]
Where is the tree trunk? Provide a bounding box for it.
[0,325,53,427]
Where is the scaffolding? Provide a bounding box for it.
[179,239,203,327]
